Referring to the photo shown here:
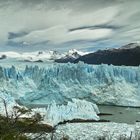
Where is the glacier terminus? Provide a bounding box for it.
[0,62,140,125]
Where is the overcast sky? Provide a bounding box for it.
[0,0,140,52]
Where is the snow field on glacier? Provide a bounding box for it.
[26,122,140,140]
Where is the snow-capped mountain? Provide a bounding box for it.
[0,49,88,62]
[55,49,89,63]
[66,49,88,58]
[121,43,140,49]
[0,50,62,62]
[22,50,63,62]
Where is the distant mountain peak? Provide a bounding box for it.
[0,49,88,63]
[121,43,140,49]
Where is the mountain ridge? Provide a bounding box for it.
[0,49,88,62]
[75,43,140,66]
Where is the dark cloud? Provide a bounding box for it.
[8,32,28,39]
[69,24,121,32]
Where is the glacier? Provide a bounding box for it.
[0,62,140,125]
[32,99,99,126]
[0,62,140,108]
[27,122,140,140]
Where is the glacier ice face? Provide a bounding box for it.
[32,99,99,126]
[0,62,140,107]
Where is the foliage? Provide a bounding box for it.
[0,98,48,140]
[0,107,32,140]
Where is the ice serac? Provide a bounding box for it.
[33,99,99,126]
[0,62,140,107]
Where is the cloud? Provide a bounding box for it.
[12,26,113,44]
[0,0,140,51]
[8,32,28,39]
[7,5,118,47]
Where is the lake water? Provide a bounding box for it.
[99,105,140,124]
